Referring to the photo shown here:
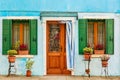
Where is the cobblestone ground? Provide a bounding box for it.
[0,76,120,80]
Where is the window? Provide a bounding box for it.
[78,19,114,55]
[87,20,105,49]
[12,20,30,50]
[2,19,37,55]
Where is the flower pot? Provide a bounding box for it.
[84,53,91,60]
[102,60,108,67]
[8,56,16,63]
[94,50,104,54]
[26,70,31,77]
[18,50,29,55]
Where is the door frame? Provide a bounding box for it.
[42,17,76,75]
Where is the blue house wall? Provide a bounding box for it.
[0,0,120,76]
[0,0,120,16]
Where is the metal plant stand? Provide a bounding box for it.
[84,57,91,78]
[8,62,16,76]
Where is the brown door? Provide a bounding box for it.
[46,21,71,75]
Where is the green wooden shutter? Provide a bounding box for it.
[105,19,114,54]
[78,19,87,55]
[30,19,37,55]
[2,19,12,55]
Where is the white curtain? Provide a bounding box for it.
[66,20,75,70]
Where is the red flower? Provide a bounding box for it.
[19,44,28,50]
[96,44,104,50]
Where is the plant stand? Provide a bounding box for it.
[8,62,16,76]
[84,57,91,78]
[101,60,109,77]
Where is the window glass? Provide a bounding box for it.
[87,20,105,49]
[12,20,29,50]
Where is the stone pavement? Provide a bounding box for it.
[0,75,120,80]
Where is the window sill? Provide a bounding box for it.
[91,54,104,58]
[7,55,34,58]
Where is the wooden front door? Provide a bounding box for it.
[46,21,71,75]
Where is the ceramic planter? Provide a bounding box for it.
[101,60,108,67]
[84,53,91,60]
[26,70,31,77]
[8,56,16,63]
[18,50,29,55]
[94,50,104,54]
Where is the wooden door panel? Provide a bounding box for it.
[62,54,71,74]
[47,21,71,75]
[47,56,61,74]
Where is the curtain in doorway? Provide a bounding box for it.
[66,20,75,70]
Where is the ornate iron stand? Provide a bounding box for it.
[84,57,91,78]
[8,62,16,76]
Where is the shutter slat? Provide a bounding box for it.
[2,20,12,55]
[78,19,87,55]
[30,20,37,55]
[105,19,114,54]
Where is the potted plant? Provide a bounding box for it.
[94,44,104,54]
[26,58,34,77]
[13,41,20,51]
[101,55,110,67]
[7,50,18,63]
[18,44,29,55]
[83,47,93,60]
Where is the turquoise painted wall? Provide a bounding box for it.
[0,0,120,76]
[0,0,120,16]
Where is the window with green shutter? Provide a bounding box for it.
[2,20,12,55]
[105,19,114,54]
[78,19,87,55]
[29,20,37,55]
[78,19,114,55]
[2,19,37,55]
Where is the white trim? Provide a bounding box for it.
[78,13,115,19]
[42,17,76,75]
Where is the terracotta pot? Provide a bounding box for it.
[94,50,104,54]
[84,53,91,60]
[26,70,31,77]
[102,60,108,67]
[18,50,29,55]
[8,56,16,63]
